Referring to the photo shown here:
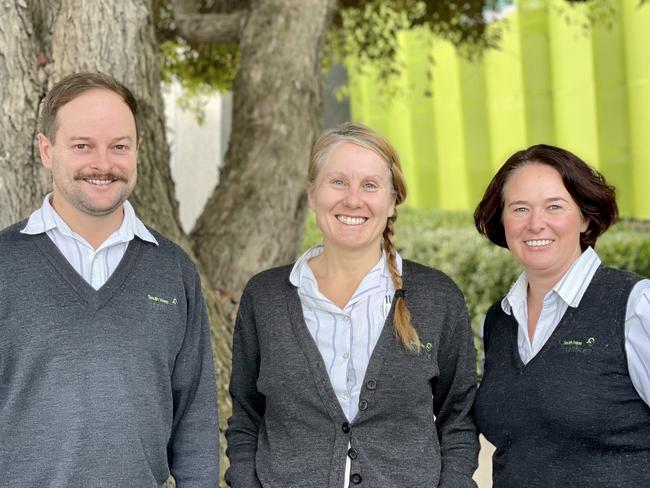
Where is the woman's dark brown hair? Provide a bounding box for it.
[474,144,618,251]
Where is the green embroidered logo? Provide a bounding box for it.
[560,337,596,353]
[147,294,177,305]
[412,341,433,358]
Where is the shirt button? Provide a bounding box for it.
[347,447,358,460]
[359,399,368,411]
[366,379,376,390]
[343,352,350,359]
[342,392,349,400]
[350,473,362,484]
[341,422,350,433]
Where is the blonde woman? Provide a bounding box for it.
[226,123,479,488]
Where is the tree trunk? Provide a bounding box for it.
[1,0,226,483]
[190,0,337,311]
[1,0,337,485]
[0,1,48,228]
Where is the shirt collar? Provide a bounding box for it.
[21,193,158,247]
[289,245,402,287]
[289,245,401,313]
[501,247,601,314]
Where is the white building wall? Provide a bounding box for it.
[163,81,232,233]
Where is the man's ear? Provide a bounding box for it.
[38,133,53,169]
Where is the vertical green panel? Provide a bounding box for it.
[592,0,632,215]
[518,0,555,146]
[345,0,650,218]
[347,62,368,123]
[430,41,470,210]
[621,0,650,219]
[459,57,493,206]
[383,31,418,207]
[363,73,393,139]
[402,28,438,208]
[547,0,599,165]
[484,4,528,173]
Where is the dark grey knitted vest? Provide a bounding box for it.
[474,266,650,488]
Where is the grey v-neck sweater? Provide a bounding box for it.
[226,260,479,488]
[0,221,219,487]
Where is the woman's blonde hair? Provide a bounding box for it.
[309,122,420,352]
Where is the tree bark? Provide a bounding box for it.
[170,0,245,43]
[174,11,245,43]
[0,0,231,483]
[2,0,337,485]
[0,1,48,228]
[191,0,337,310]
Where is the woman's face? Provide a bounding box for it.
[502,163,588,282]
[308,142,396,255]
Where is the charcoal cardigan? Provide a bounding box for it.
[225,260,479,488]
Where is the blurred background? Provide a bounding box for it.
[168,0,650,231]
[162,3,650,483]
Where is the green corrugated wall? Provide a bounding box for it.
[348,0,650,218]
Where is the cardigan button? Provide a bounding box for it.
[350,473,362,484]
[366,379,376,390]
[341,422,350,433]
[347,447,358,460]
[359,399,368,411]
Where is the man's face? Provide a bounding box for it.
[38,89,138,222]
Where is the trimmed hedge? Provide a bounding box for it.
[300,208,650,357]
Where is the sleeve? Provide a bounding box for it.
[625,279,650,406]
[433,292,480,488]
[168,263,220,487]
[224,289,265,488]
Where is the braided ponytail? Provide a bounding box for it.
[383,216,420,352]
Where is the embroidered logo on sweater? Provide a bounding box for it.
[417,341,433,359]
[559,336,596,353]
[147,294,177,305]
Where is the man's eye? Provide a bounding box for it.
[74,144,88,150]
[331,179,345,186]
[114,145,128,151]
[513,207,528,213]
[363,182,378,190]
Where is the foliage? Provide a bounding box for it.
[552,0,620,32]
[154,0,646,105]
[154,0,505,100]
[154,0,238,117]
[331,0,504,83]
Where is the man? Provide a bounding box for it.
[0,72,219,487]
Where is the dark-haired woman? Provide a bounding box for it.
[225,123,479,488]
[473,144,650,488]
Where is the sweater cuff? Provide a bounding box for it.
[224,462,263,488]
[439,468,478,488]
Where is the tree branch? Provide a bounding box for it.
[174,11,247,44]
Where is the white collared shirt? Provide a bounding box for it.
[21,194,158,290]
[500,246,650,405]
[290,245,400,488]
[290,245,400,421]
